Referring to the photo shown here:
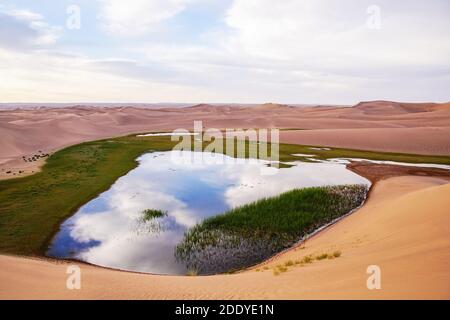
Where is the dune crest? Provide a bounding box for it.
[354,100,449,115]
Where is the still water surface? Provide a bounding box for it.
[47,151,369,274]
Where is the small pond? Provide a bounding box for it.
[47,151,370,275]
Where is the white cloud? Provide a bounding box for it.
[0,9,61,48]
[0,48,224,102]
[98,0,189,36]
[0,1,449,103]
[6,9,43,21]
[224,0,450,70]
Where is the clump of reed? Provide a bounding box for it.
[175,184,367,274]
[141,209,168,221]
[135,209,169,235]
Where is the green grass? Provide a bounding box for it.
[175,185,367,274]
[181,185,367,236]
[0,133,448,257]
[0,135,178,255]
[141,209,168,221]
[276,143,450,165]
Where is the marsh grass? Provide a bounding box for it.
[175,185,367,274]
[141,209,168,221]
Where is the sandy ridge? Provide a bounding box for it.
[1,101,450,179]
[1,175,449,299]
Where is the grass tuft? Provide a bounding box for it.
[141,209,167,221]
[285,260,294,267]
[315,253,329,261]
[186,269,198,276]
[333,250,342,258]
[277,265,288,273]
[301,255,313,264]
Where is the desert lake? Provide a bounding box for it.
[47,150,370,275]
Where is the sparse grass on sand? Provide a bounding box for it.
[285,260,294,267]
[186,269,198,276]
[333,250,342,258]
[268,250,344,275]
[0,134,448,257]
[316,253,329,261]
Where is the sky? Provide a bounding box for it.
[0,0,449,104]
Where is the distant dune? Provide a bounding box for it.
[1,100,449,178]
[353,101,450,114]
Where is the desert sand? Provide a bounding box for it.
[1,100,450,178]
[1,175,449,299]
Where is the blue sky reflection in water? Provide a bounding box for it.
[47,151,370,274]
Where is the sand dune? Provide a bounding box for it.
[280,127,450,155]
[354,101,450,114]
[1,100,449,179]
[1,175,449,299]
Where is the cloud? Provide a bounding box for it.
[98,0,189,36]
[0,1,449,103]
[224,0,450,71]
[0,47,223,103]
[0,9,61,50]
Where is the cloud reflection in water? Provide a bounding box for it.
[47,151,369,274]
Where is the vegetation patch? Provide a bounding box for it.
[175,185,367,274]
[315,253,329,261]
[141,209,168,221]
[0,133,447,257]
[333,250,341,258]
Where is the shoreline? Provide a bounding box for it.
[6,154,450,277]
[2,134,450,181]
[2,101,450,178]
[1,134,449,272]
[1,175,449,299]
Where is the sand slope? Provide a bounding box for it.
[280,127,450,155]
[1,101,449,168]
[2,100,450,179]
[1,176,449,299]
